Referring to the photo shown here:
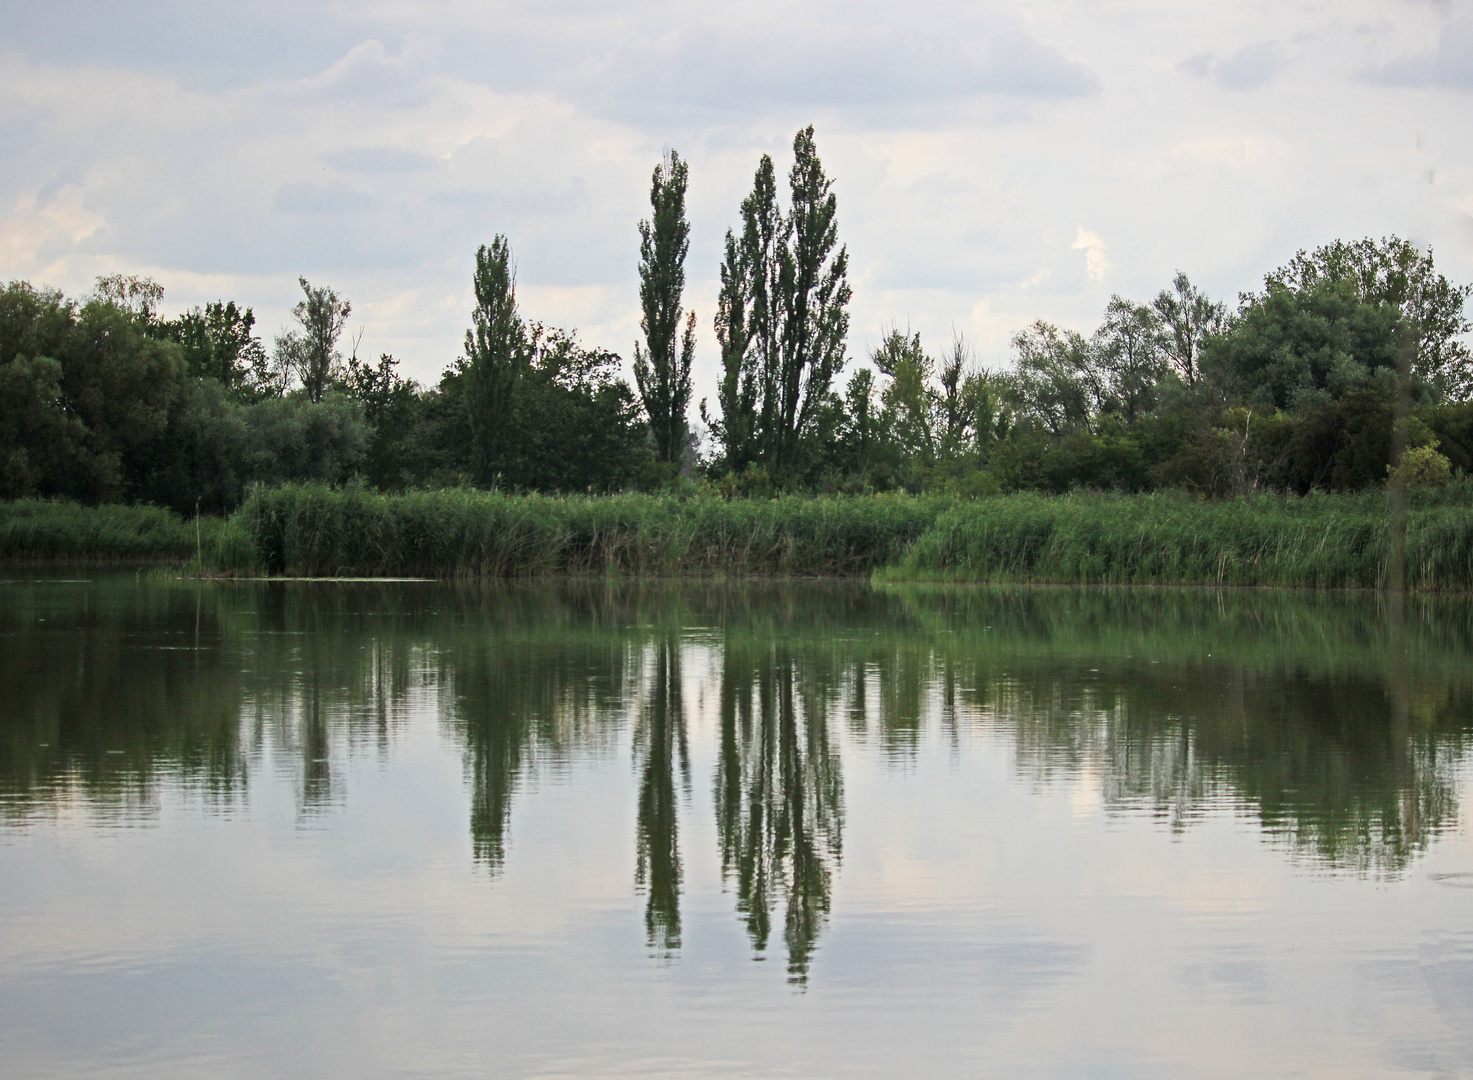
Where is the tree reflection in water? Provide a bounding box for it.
[716,642,844,986]
[633,632,689,956]
[2,576,1472,982]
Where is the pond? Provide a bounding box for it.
[1,572,1471,1078]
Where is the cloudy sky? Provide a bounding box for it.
[3,0,1471,399]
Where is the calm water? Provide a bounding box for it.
[2,573,1472,1079]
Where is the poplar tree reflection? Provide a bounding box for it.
[716,643,844,985]
[633,633,689,955]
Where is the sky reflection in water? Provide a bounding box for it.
[1,574,1472,1078]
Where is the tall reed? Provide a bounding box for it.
[222,484,946,577]
[8,486,1472,590]
[892,491,1473,590]
[0,499,225,563]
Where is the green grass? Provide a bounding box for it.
[0,499,228,564]
[889,490,1473,591]
[5,485,1473,590]
[221,484,946,577]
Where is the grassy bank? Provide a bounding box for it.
[0,499,228,564]
[4,485,1472,589]
[891,491,1473,590]
[222,485,944,577]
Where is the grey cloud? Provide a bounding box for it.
[0,0,360,91]
[1367,18,1473,89]
[321,147,439,173]
[1179,43,1285,90]
[273,181,371,214]
[573,22,1098,121]
[1177,53,1213,78]
[1215,43,1285,89]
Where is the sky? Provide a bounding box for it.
[2,0,1472,403]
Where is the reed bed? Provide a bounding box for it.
[0,498,223,563]
[893,491,1473,590]
[223,484,946,577]
[7,486,1472,590]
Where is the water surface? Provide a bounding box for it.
[2,573,1472,1078]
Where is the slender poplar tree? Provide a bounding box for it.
[464,235,528,486]
[633,149,696,466]
[776,126,851,464]
[710,127,850,474]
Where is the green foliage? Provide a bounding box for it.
[500,326,655,493]
[633,148,696,466]
[897,490,1473,591]
[1093,295,1169,420]
[0,498,226,562]
[219,485,947,577]
[157,300,269,394]
[1390,445,1452,490]
[464,235,529,484]
[343,352,425,489]
[1205,279,1412,412]
[0,354,88,499]
[1151,271,1227,388]
[1264,236,1473,399]
[274,277,352,403]
[1421,402,1473,475]
[1004,321,1102,434]
[710,127,851,478]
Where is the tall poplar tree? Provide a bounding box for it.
[711,127,850,475]
[632,149,696,466]
[775,127,851,464]
[464,236,528,486]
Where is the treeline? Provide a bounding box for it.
[3,126,1472,514]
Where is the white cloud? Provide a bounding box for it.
[1072,228,1111,283]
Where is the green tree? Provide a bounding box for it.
[775,127,852,466]
[464,236,529,486]
[710,155,781,474]
[162,301,269,394]
[1092,296,1167,421]
[344,352,424,489]
[92,274,164,327]
[872,328,934,464]
[500,325,653,493]
[711,127,851,477]
[276,278,352,403]
[632,149,696,467]
[1264,236,1472,400]
[1004,321,1104,435]
[0,354,88,499]
[1152,272,1226,389]
[1204,279,1411,413]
